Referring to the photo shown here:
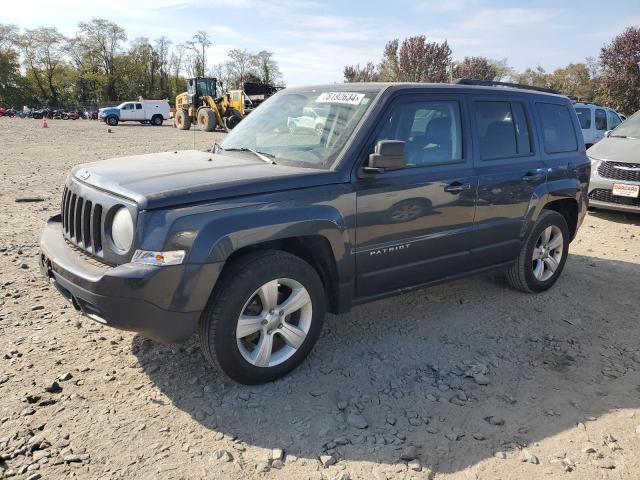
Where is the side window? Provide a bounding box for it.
[475,101,531,159]
[574,107,591,129]
[607,110,621,130]
[595,109,607,130]
[536,103,578,154]
[136,103,142,110]
[375,100,463,167]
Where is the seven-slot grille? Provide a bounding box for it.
[597,161,640,182]
[61,186,103,254]
[589,188,640,208]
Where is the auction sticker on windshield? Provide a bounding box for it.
[316,92,365,105]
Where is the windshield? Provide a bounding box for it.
[219,89,377,168]
[574,107,591,129]
[609,110,638,138]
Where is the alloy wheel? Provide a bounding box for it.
[236,278,312,367]
[531,225,564,281]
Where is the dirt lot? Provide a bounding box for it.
[1,118,640,480]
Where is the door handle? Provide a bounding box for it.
[522,172,544,182]
[444,182,472,193]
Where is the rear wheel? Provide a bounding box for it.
[151,115,163,126]
[506,210,569,293]
[197,108,216,132]
[199,251,326,384]
[176,109,191,130]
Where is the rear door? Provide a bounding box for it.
[470,95,546,267]
[354,93,477,299]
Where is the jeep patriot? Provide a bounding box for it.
[40,81,590,384]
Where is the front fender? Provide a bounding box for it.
[138,186,355,281]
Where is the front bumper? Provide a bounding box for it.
[588,170,640,213]
[40,216,221,343]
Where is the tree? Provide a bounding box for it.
[77,18,127,101]
[155,36,171,98]
[0,24,29,106]
[454,56,498,81]
[187,30,211,77]
[377,39,399,81]
[227,48,254,88]
[513,66,550,88]
[398,35,451,82]
[343,62,378,82]
[251,50,282,85]
[19,27,67,106]
[547,63,595,101]
[598,26,640,115]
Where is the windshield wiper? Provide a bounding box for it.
[222,147,276,164]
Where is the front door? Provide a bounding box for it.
[354,94,477,299]
[470,96,547,267]
[119,103,135,121]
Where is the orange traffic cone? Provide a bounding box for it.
[42,118,49,128]
[172,119,176,128]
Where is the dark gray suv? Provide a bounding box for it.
[40,81,590,384]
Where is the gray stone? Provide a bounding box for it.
[57,372,73,381]
[346,413,368,429]
[521,449,539,464]
[320,454,337,468]
[214,449,233,462]
[484,416,505,426]
[400,446,418,460]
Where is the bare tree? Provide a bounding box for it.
[227,48,254,88]
[155,36,171,97]
[250,50,282,85]
[187,30,211,77]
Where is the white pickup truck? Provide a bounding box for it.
[99,100,170,126]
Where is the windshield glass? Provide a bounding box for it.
[219,89,377,168]
[610,110,639,138]
[574,107,591,129]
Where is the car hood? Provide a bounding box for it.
[71,150,340,210]
[588,137,640,163]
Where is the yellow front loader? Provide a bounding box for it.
[175,77,247,132]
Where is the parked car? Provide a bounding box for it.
[40,81,589,384]
[99,100,170,126]
[287,106,328,135]
[588,109,640,213]
[573,102,624,148]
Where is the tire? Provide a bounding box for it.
[199,250,326,384]
[225,108,242,130]
[506,210,570,293]
[107,116,118,126]
[151,115,163,126]
[176,109,191,130]
[197,109,216,132]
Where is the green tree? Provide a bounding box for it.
[547,63,596,101]
[453,56,499,81]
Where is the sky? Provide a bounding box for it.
[3,0,640,86]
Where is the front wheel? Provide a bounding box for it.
[506,210,570,293]
[106,116,118,126]
[199,251,326,384]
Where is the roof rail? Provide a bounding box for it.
[455,79,560,95]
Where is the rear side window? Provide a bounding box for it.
[595,109,607,130]
[475,101,531,160]
[575,107,591,129]
[536,103,578,154]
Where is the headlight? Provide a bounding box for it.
[131,250,185,266]
[111,207,134,251]
[589,156,602,171]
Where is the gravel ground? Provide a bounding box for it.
[1,118,640,480]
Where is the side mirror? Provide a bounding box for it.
[365,140,406,173]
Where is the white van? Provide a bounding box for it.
[573,102,624,148]
[99,100,170,126]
